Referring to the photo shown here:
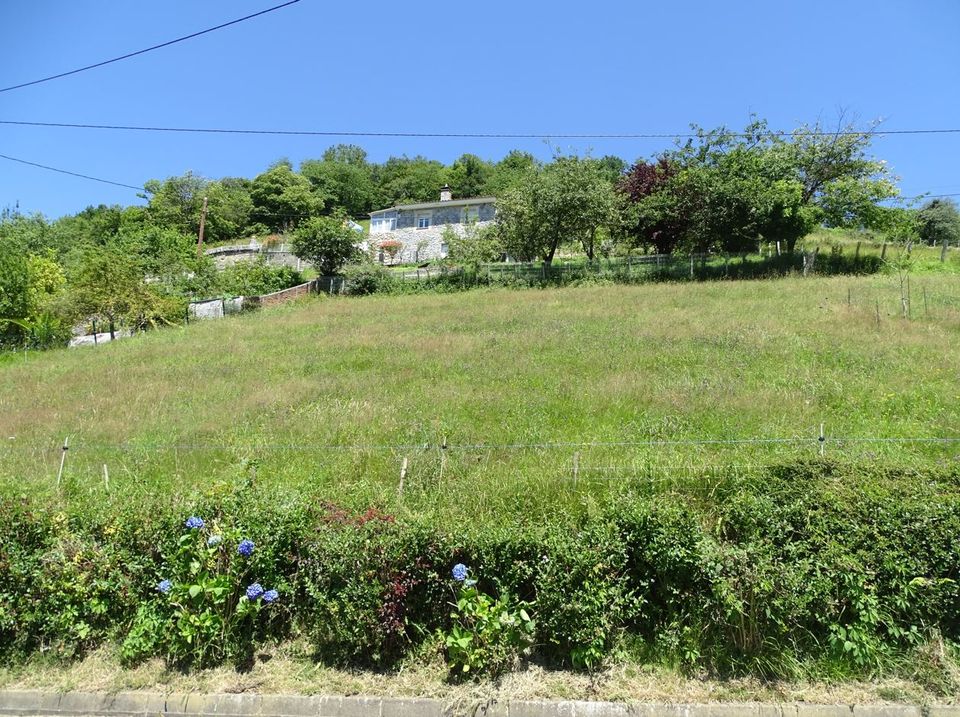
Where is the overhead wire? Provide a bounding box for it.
[0,152,148,192]
[2,119,960,139]
[0,1,302,94]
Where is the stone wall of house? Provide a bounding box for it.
[394,201,495,229]
[373,221,493,265]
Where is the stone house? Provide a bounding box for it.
[367,185,496,264]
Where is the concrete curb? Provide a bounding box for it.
[0,691,957,717]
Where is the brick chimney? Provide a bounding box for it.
[439,184,452,202]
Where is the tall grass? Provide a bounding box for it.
[1,274,958,525]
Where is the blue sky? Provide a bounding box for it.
[1,0,958,218]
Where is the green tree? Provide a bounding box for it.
[442,223,503,272]
[0,235,31,345]
[300,152,378,219]
[916,198,960,249]
[291,214,359,275]
[374,156,447,206]
[496,154,617,264]
[66,246,182,335]
[447,154,493,199]
[484,150,538,195]
[250,161,325,233]
[621,117,898,254]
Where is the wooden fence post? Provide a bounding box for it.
[56,436,69,488]
[819,424,825,457]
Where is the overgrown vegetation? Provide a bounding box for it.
[5,115,958,350]
[1,460,958,690]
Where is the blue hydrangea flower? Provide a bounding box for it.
[207,535,222,547]
[185,516,204,530]
[237,539,255,557]
[157,579,172,594]
[452,563,469,582]
[262,589,279,603]
[246,583,264,600]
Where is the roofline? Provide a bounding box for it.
[369,196,496,216]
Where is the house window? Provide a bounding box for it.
[416,212,431,229]
[371,217,396,234]
[462,206,480,223]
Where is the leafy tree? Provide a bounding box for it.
[442,223,503,272]
[597,155,627,185]
[916,198,960,248]
[323,144,369,166]
[447,154,493,199]
[291,214,359,275]
[619,117,898,254]
[374,156,447,206]
[0,236,31,345]
[250,161,325,232]
[0,211,53,255]
[218,259,303,296]
[66,246,182,334]
[496,154,617,264]
[300,155,378,219]
[484,150,538,195]
[618,159,685,253]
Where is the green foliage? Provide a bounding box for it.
[122,518,281,668]
[250,161,325,232]
[301,146,379,219]
[621,116,899,254]
[342,261,395,295]
[534,523,634,670]
[1,460,958,680]
[917,198,960,248]
[496,153,618,263]
[217,259,304,297]
[442,223,503,272]
[447,154,493,199]
[444,568,534,678]
[65,246,185,331]
[291,214,359,275]
[375,155,448,206]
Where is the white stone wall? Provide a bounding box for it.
[372,221,493,265]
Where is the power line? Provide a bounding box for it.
[0,1,302,94]
[0,152,148,192]
[2,119,960,139]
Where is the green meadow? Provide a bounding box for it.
[2,272,957,521]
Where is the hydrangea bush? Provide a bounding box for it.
[443,563,534,678]
[122,517,278,667]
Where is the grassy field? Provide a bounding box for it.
[2,272,958,521]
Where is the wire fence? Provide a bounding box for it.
[3,432,957,488]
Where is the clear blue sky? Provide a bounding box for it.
[1,0,958,218]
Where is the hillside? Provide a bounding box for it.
[2,274,958,517]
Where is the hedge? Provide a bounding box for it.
[0,459,957,678]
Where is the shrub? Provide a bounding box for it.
[342,262,395,295]
[443,563,534,678]
[1,460,958,680]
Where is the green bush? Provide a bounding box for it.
[444,564,534,678]
[342,262,395,295]
[0,460,958,680]
[217,259,304,297]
